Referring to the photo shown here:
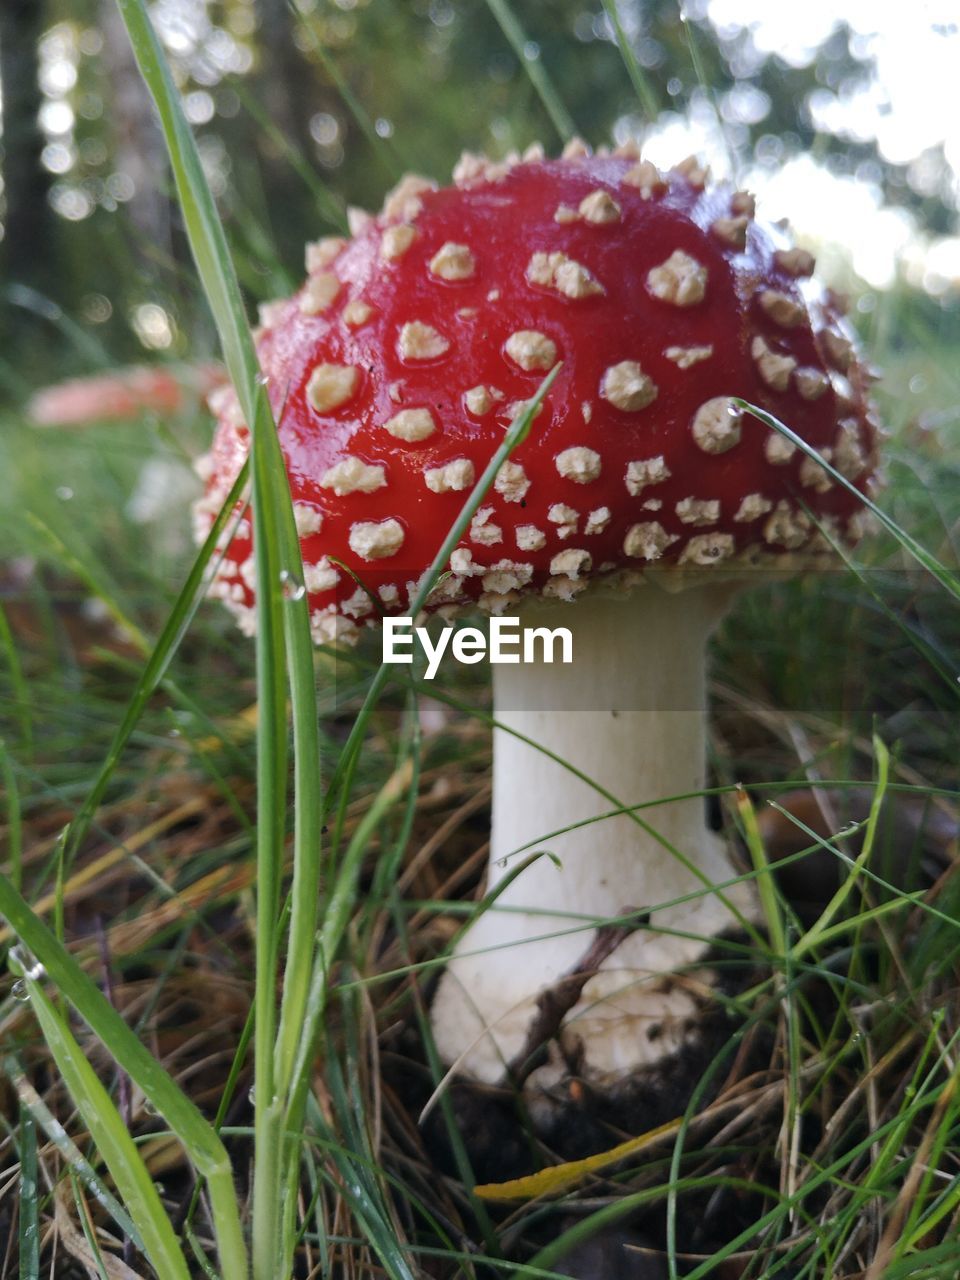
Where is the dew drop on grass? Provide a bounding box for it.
[55,485,74,501]
[522,40,540,61]
[11,980,29,1002]
[248,1085,256,1105]
[255,372,270,387]
[280,569,305,601]
[10,945,45,981]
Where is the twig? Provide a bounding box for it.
[507,908,649,1083]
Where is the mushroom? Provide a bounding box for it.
[27,364,226,427]
[197,146,881,1085]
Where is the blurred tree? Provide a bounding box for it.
[256,0,326,263]
[97,0,171,250]
[0,0,55,333]
[0,0,954,390]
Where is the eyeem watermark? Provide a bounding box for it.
[383,616,573,680]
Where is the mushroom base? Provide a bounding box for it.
[429,587,757,1085]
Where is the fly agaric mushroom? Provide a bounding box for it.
[28,364,226,428]
[196,143,881,1085]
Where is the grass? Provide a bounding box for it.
[2,0,960,1276]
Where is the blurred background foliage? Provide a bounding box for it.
[2,3,959,772]
[2,0,959,393]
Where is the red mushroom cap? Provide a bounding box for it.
[196,144,881,643]
[30,364,226,428]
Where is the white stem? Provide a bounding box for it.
[430,585,756,1084]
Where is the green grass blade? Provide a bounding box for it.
[0,880,247,1275]
[112,4,326,1274]
[0,741,23,893]
[601,0,661,122]
[71,1172,114,1280]
[811,519,960,701]
[236,88,348,234]
[388,901,500,1256]
[320,1050,418,1280]
[19,975,191,1280]
[735,398,960,603]
[24,512,150,655]
[240,368,324,1279]
[895,1077,960,1261]
[245,393,290,1279]
[0,603,32,757]
[276,758,413,1268]
[185,1224,225,1280]
[6,285,111,369]
[678,7,739,178]
[318,764,414,1003]
[528,1177,779,1273]
[17,1102,40,1280]
[484,0,576,143]
[411,684,759,943]
[269,476,323,1108]
[735,784,786,959]
[4,1056,142,1247]
[180,998,257,1242]
[282,760,414,1191]
[323,365,560,807]
[56,463,249,868]
[364,691,423,912]
[237,153,323,1280]
[292,20,405,182]
[794,736,891,958]
[115,0,261,424]
[675,1073,955,1280]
